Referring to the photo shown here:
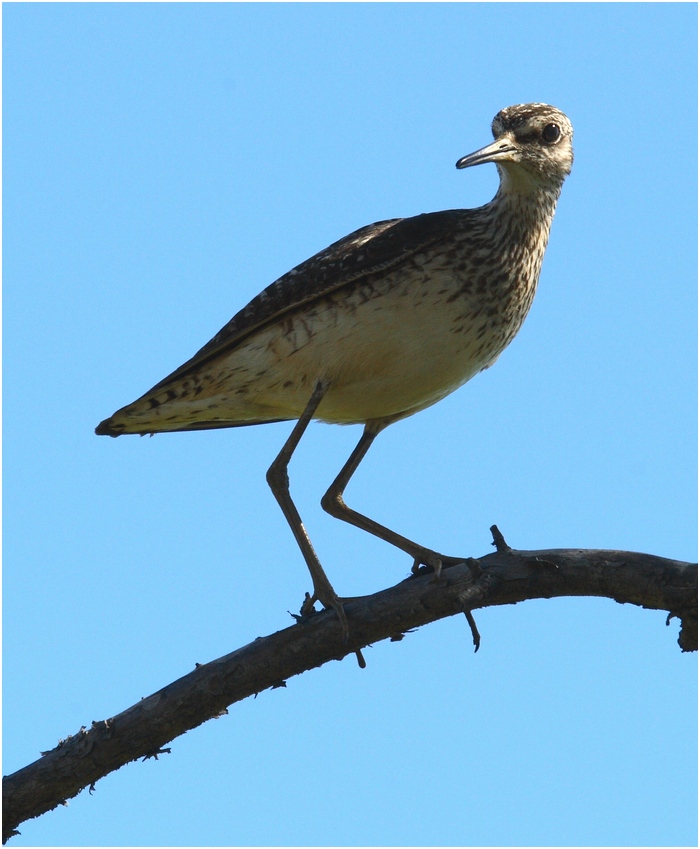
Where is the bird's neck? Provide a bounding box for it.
[491,175,563,254]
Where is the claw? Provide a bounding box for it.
[297,589,349,642]
[325,594,349,643]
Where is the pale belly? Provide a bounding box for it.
[111,261,527,433]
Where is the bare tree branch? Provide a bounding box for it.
[3,532,696,843]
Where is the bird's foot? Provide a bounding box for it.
[297,587,350,643]
[410,550,468,578]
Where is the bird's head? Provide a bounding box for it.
[457,103,573,192]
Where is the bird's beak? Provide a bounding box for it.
[456,138,518,170]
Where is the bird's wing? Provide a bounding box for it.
[145,210,466,394]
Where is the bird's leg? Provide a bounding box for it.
[266,379,348,639]
[321,421,458,574]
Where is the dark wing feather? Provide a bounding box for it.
[145,210,467,394]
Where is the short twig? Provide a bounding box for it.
[464,610,481,652]
[142,748,171,761]
[490,524,511,552]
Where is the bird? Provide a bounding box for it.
[96,102,574,638]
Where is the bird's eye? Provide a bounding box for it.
[542,123,561,144]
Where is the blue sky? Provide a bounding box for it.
[3,3,697,846]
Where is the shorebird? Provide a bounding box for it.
[96,102,573,636]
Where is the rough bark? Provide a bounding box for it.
[3,531,696,843]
